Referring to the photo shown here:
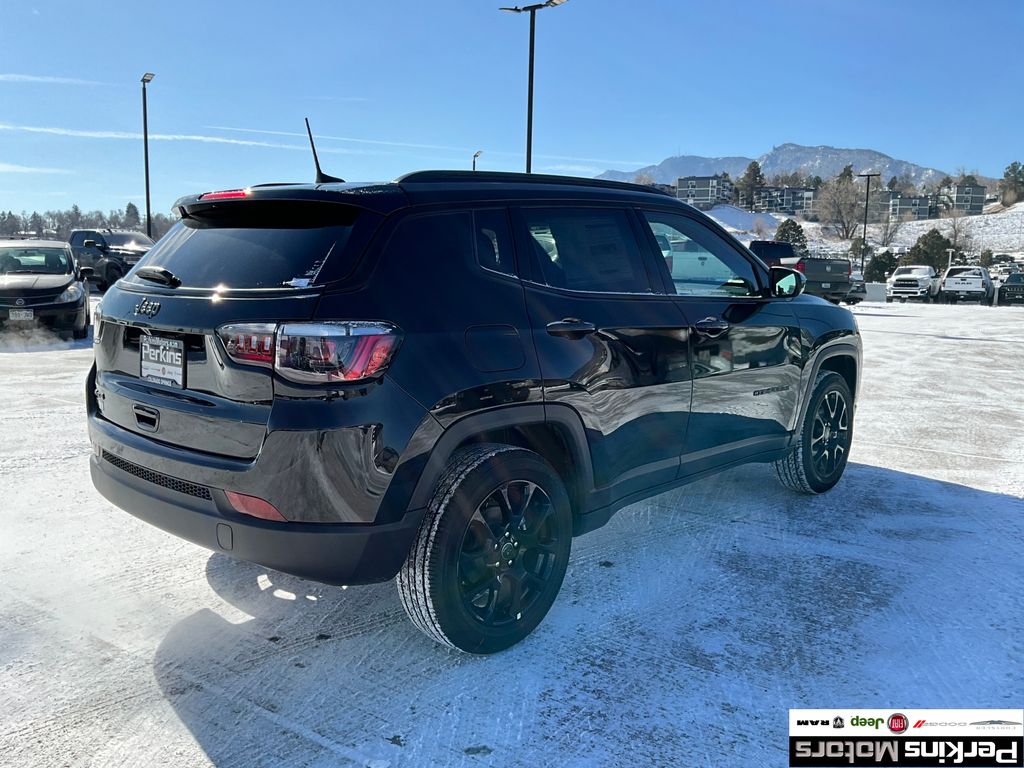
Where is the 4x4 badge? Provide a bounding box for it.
[134,299,161,318]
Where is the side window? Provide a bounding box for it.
[522,208,652,294]
[474,209,516,277]
[69,232,85,247]
[642,211,760,298]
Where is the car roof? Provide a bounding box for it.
[173,171,683,216]
[0,239,70,249]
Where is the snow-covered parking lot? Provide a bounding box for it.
[1,300,1021,767]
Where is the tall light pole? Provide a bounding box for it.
[500,0,569,173]
[141,72,155,238]
[472,150,482,171]
[857,171,881,272]
[946,247,956,271]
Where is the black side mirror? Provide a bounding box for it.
[83,239,96,248]
[769,266,805,298]
[79,266,94,279]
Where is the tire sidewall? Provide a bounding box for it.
[800,373,854,493]
[428,450,572,654]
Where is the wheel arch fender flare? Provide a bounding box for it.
[792,341,860,434]
[407,403,595,515]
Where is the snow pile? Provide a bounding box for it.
[704,204,780,235]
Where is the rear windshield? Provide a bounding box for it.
[749,241,795,261]
[947,267,981,277]
[126,201,359,290]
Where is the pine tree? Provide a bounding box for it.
[999,161,1024,205]
[864,250,898,282]
[906,229,954,273]
[774,219,808,254]
[125,202,141,228]
[738,161,766,210]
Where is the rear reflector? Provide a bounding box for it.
[200,188,250,201]
[225,491,287,522]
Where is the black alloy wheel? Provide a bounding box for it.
[458,480,560,628]
[809,389,850,483]
[397,444,573,653]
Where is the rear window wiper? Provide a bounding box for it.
[135,266,181,287]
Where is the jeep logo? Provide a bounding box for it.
[134,299,161,318]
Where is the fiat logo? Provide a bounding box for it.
[888,713,908,734]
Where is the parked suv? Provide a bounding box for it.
[87,172,861,653]
[69,229,154,290]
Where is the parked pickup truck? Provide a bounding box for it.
[748,241,852,304]
[886,265,941,302]
[940,266,995,305]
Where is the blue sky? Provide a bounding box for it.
[1,0,1020,215]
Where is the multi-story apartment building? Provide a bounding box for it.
[885,191,937,221]
[939,183,986,215]
[676,175,734,209]
[738,186,818,215]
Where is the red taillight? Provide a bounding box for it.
[225,491,287,522]
[215,321,401,383]
[200,188,250,201]
[217,323,276,367]
[276,322,401,384]
[794,261,806,273]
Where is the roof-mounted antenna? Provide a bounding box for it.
[304,118,345,184]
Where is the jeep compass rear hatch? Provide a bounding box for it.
[92,198,375,459]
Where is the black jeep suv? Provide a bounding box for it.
[87,172,861,653]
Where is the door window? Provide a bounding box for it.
[522,208,652,294]
[642,211,760,298]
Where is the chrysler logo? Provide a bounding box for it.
[15,298,25,306]
[134,299,161,318]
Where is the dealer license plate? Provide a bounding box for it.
[9,308,34,321]
[821,283,831,289]
[141,336,184,388]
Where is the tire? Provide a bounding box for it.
[397,443,573,654]
[885,297,893,303]
[105,265,123,289]
[774,371,854,495]
[73,312,89,340]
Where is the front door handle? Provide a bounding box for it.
[693,316,731,339]
[546,318,597,340]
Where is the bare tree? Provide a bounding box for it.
[943,205,974,254]
[753,217,770,239]
[818,175,862,239]
[633,172,657,186]
[877,213,909,247]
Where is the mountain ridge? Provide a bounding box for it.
[597,143,950,189]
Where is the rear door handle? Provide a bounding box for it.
[693,316,730,339]
[546,318,597,340]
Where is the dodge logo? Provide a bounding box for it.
[134,299,161,318]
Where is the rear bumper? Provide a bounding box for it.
[90,452,424,585]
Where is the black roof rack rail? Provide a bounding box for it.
[396,170,672,196]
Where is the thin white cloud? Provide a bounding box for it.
[207,125,653,168]
[0,122,386,155]
[0,73,105,86]
[0,161,71,174]
[538,163,605,176]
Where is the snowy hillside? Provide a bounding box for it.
[795,203,1024,255]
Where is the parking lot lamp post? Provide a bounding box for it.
[472,150,482,171]
[141,72,155,238]
[947,247,956,271]
[500,0,569,173]
[858,172,880,272]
